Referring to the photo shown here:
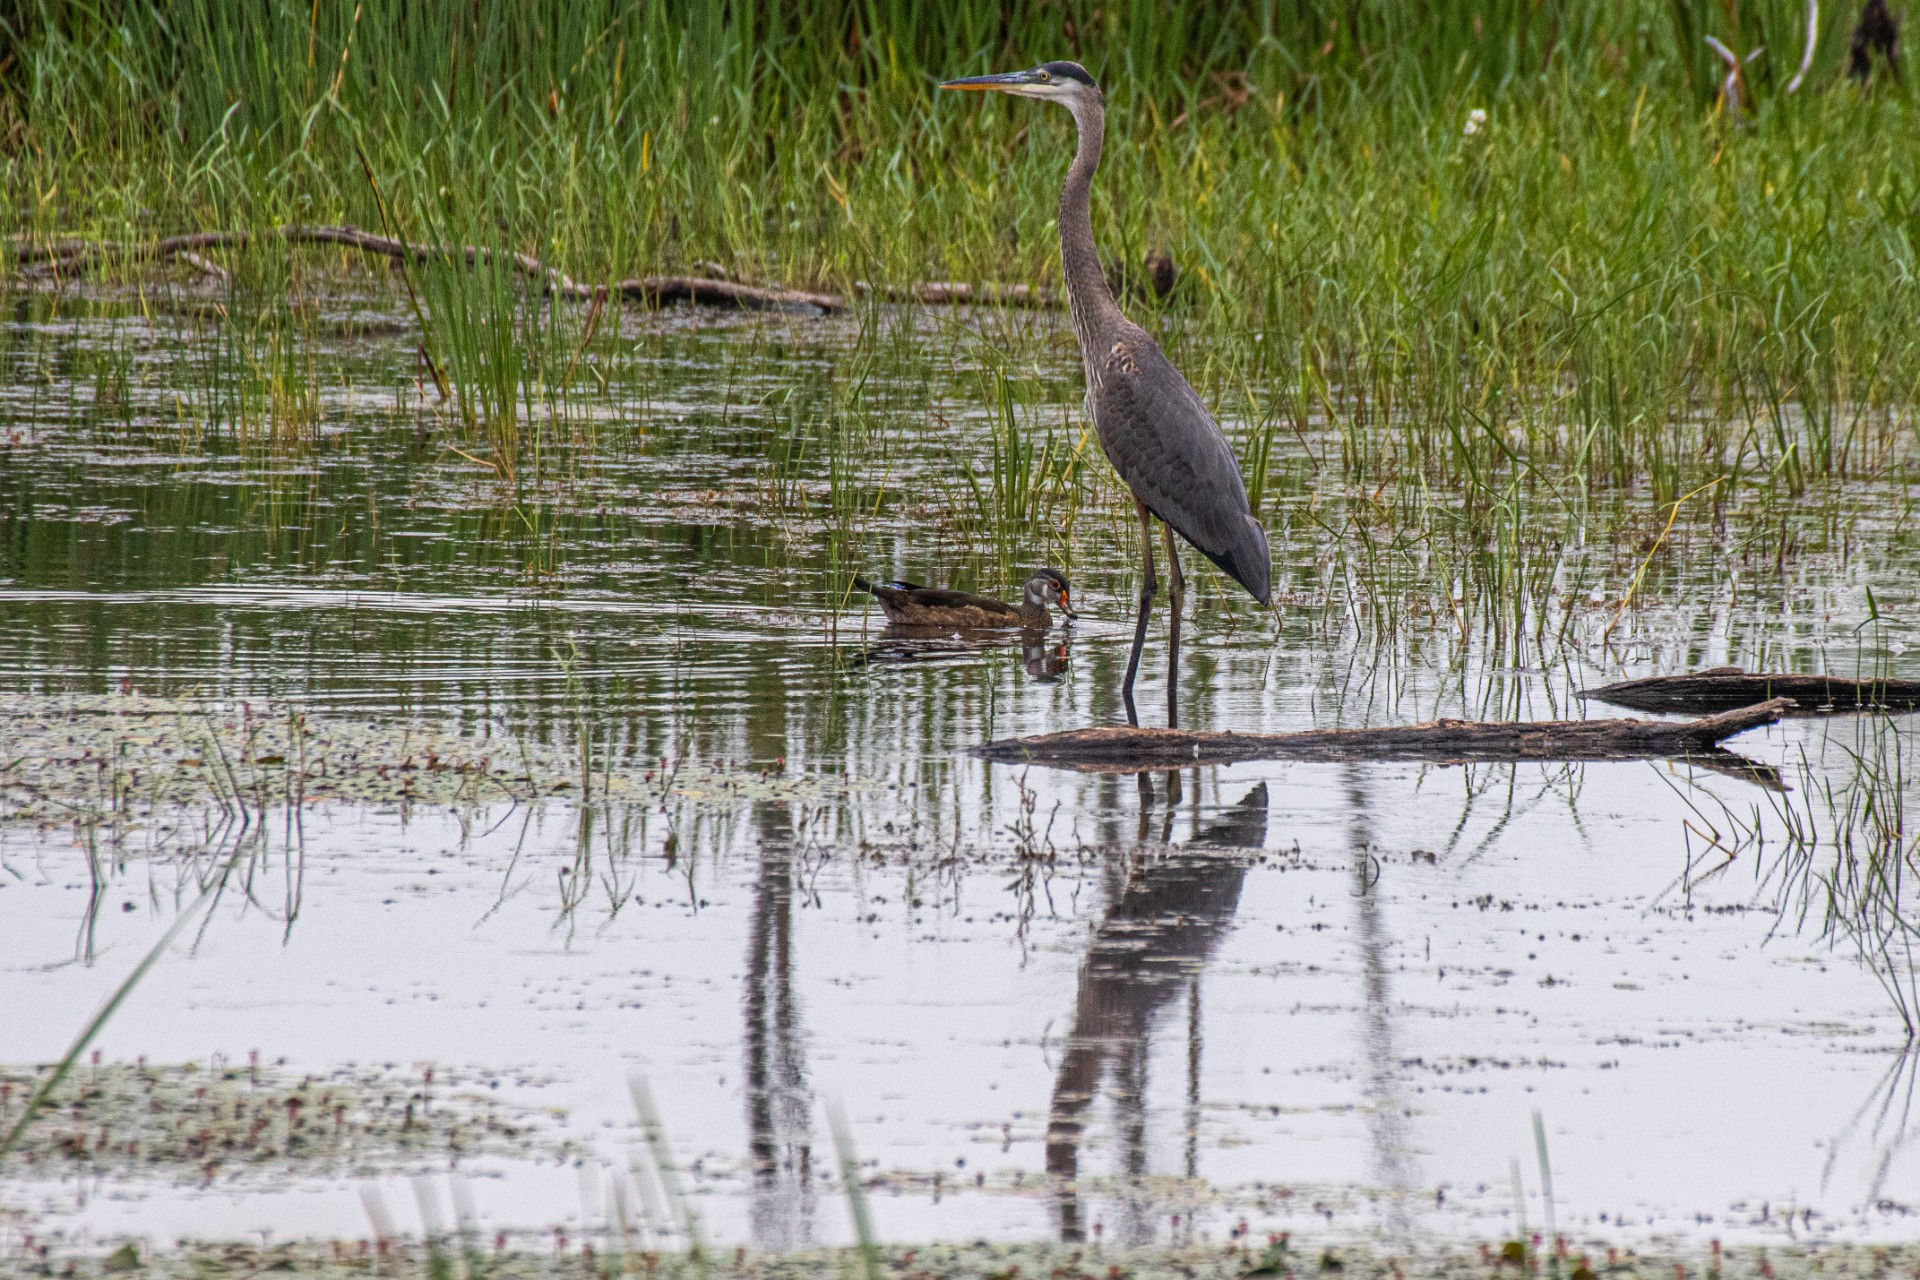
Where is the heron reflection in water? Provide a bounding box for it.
[1047,780,1269,1243]
[1046,771,1420,1244]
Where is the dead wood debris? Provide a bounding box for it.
[972,698,1788,773]
[1581,667,1920,715]
[13,228,1188,317]
[10,225,844,313]
[857,280,1061,307]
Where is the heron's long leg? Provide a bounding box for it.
[1162,523,1185,728]
[1121,496,1157,727]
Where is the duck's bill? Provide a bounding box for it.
[940,71,1042,91]
[1058,593,1079,620]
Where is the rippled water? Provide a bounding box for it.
[4,289,1920,1255]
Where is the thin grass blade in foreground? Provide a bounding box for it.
[829,1100,882,1280]
[1533,1109,1559,1276]
[629,1073,709,1275]
[0,830,254,1161]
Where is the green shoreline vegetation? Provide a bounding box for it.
[6,1,1918,666]
[0,2,1912,681]
[6,0,1917,499]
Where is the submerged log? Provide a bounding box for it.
[855,254,1176,309]
[971,698,1789,772]
[856,280,1062,308]
[619,274,840,312]
[1581,667,1920,715]
[10,226,844,314]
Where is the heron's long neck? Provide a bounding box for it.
[1060,96,1121,378]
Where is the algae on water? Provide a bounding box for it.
[0,1238,1903,1280]
[0,692,839,825]
[0,1059,573,1184]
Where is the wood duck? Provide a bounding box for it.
[852,569,1077,630]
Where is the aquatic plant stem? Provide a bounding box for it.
[1534,1109,1559,1276]
[354,148,451,402]
[1601,476,1726,646]
[828,1101,882,1280]
[629,1074,709,1276]
[0,836,250,1162]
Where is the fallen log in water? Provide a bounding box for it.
[10,226,844,314]
[971,698,1789,772]
[856,280,1063,308]
[855,256,1175,309]
[1581,667,1920,715]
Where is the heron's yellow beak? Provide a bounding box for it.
[941,70,1045,93]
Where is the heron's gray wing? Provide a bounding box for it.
[1093,332,1272,604]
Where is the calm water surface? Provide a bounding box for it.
[3,289,1919,1253]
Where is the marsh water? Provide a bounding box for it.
[5,285,1920,1256]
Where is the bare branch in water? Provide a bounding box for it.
[972,699,1789,774]
[9,225,845,314]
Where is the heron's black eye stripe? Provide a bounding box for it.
[1038,61,1099,88]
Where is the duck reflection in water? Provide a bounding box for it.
[1047,779,1269,1243]
[852,626,1071,683]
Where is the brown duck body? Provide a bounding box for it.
[854,579,1054,630]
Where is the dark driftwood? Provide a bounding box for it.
[856,280,1062,308]
[971,698,1789,771]
[11,226,844,314]
[1581,667,1920,715]
[856,255,1175,309]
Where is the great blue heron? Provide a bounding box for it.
[941,61,1272,726]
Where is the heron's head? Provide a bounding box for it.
[940,61,1100,107]
[1024,568,1077,620]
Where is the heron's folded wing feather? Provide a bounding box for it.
[1093,334,1272,603]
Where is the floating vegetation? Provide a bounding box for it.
[0,1059,570,1184]
[7,1238,1913,1280]
[0,693,840,825]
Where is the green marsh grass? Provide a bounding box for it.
[11,1,1920,461]
[7,1,1920,670]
